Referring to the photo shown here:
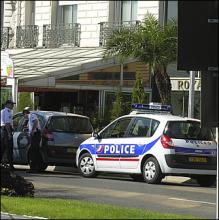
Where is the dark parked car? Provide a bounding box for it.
[11,111,93,171]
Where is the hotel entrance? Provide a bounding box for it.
[34,90,99,117]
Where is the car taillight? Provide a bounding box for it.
[42,128,54,141]
[161,135,174,149]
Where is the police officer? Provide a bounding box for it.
[1,99,16,170]
[23,107,41,173]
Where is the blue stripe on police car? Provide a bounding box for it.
[80,136,161,157]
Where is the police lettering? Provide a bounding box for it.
[103,144,135,154]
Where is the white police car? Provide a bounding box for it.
[76,103,217,186]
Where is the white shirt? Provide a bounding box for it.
[1,107,13,126]
[28,113,41,133]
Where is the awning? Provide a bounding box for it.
[3,47,139,92]
[4,47,123,86]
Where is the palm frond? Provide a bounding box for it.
[104,14,177,67]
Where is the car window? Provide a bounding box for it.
[101,117,132,139]
[35,114,46,129]
[128,117,152,137]
[47,116,93,134]
[13,113,45,132]
[150,119,160,136]
[163,121,214,141]
[13,114,26,132]
[13,114,23,131]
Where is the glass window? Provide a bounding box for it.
[25,1,35,25]
[101,117,132,139]
[150,119,160,136]
[31,1,35,25]
[48,116,93,134]
[13,114,29,132]
[92,72,136,80]
[13,113,46,132]
[163,121,215,141]
[128,117,152,137]
[1,1,4,28]
[35,114,46,129]
[167,1,177,21]
[122,1,137,22]
[61,5,77,24]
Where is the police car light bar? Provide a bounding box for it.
[131,103,172,113]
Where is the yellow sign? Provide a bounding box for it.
[1,52,14,78]
[7,65,13,77]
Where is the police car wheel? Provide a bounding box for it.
[79,153,96,178]
[143,157,162,184]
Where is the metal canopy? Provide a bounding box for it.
[5,47,119,83]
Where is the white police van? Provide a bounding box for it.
[76,103,217,186]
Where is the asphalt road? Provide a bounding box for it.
[4,166,217,219]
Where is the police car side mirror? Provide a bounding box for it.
[92,131,101,140]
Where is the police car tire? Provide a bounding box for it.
[194,175,216,187]
[143,157,162,184]
[79,153,96,178]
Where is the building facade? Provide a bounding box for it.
[1,1,159,118]
[2,1,200,120]
[2,1,159,48]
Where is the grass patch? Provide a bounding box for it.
[1,196,201,219]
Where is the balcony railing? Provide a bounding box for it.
[99,20,140,47]
[1,27,12,50]
[16,25,39,48]
[42,23,81,48]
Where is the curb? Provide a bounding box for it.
[1,212,47,219]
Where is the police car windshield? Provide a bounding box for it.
[163,121,214,141]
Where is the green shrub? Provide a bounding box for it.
[1,88,12,109]
[110,87,123,121]
[17,92,33,112]
[131,72,147,104]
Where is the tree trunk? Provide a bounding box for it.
[154,70,171,105]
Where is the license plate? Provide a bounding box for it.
[67,148,75,153]
[189,157,207,163]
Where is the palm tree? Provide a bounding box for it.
[131,72,147,104]
[104,13,177,104]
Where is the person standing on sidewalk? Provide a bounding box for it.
[1,99,16,170]
[23,107,41,173]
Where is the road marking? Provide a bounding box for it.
[169,197,216,205]
[1,212,47,219]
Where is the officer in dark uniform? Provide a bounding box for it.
[1,99,16,170]
[23,107,41,173]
